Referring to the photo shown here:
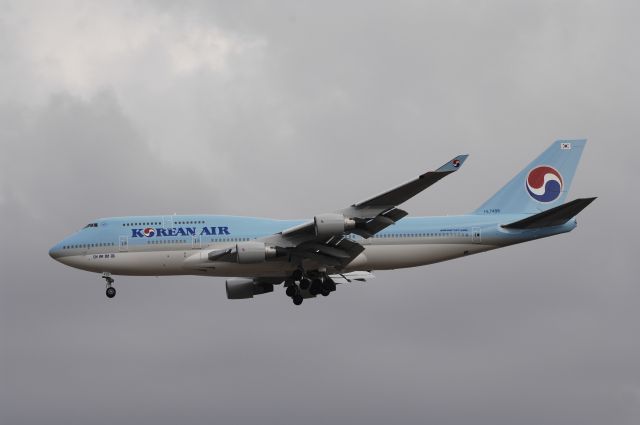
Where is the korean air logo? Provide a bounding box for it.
[142,227,156,237]
[526,165,563,203]
[452,159,461,168]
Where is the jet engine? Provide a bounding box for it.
[236,241,278,264]
[226,278,274,299]
[313,213,356,237]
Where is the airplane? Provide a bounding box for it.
[49,140,595,305]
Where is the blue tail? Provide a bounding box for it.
[473,140,586,215]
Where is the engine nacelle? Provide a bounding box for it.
[314,213,356,238]
[226,278,274,299]
[236,241,277,264]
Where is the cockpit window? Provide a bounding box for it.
[83,223,98,229]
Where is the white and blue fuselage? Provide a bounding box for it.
[48,214,576,277]
[48,140,593,304]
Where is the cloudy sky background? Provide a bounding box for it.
[1,1,639,424]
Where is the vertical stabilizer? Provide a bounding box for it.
[473,140,586,215]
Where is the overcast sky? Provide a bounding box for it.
[1,1,639,424]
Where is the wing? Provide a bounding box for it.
[259,154,469,268]
[188,155,468,272]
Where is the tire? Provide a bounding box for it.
[292,296,303,306]
[326,279,336,292]
[106,287,116,298]
[320,279,333,293]
[285,286,297,297]
[299,279,311,290]
[309,280,321,296]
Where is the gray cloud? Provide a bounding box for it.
[1,1,639,425]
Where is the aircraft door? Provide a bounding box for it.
[192,235,201,249]
[119,235,129,252]
[163,216,174,229]
[472,227,482,244]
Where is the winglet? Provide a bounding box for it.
[349,154,470,209]
[435,155,469,173]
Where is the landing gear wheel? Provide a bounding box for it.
[292,295,303,306]
[291,269,304,281]
[309,278,322,296]
[299,278,311,290]
[318,278,333,296]
[106,287,116,298]
[102,274,115,299]
[285,286,297,298]
[326,278,336,292]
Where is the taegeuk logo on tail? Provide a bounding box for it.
[525,165,563,203]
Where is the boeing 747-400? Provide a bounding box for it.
[49,140,595,305]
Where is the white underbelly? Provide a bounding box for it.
[58,250,298,277]
[57,251,191,276]
[346,243,495,271]
[58,242,496,277]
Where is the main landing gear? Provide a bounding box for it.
[284,271,337,306]
[102,273,116,299]
[285,284,303,305]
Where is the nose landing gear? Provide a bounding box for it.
[106,286,116,298]
[102,273,116,299]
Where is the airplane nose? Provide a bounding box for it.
[49,243,62,260]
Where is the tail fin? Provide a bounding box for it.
[473,140,586,215]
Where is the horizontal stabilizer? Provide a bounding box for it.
[502,197,596,229]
